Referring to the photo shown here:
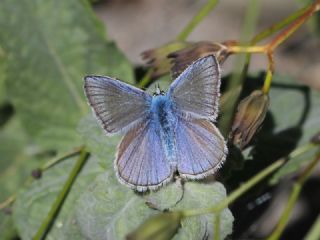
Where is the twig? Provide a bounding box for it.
[33,149,89,240]
[267,153,320,240]
[176,0,219,41]
[0,146,84,211]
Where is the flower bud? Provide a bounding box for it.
[310,132,320,144]
[126,211,183,240]
[230,90,270,149]
[141,41,191,78]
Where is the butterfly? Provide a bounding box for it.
[84,55,227,192]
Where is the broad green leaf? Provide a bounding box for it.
[0,212,17,240]
[0,118,41,202]
[0,46,6,103]
[76,172,233,240]
[0,118,42,240]
[172,182,233,240]
[12,155,103,240]
[77,115,121,170]
[76,172,157,240]
[267,75,320,183]
[0,0,133,151]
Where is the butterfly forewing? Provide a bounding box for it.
[175,118,227,178]
[84,76,152,134]
[168,55,221,121]
[116,121,173,191]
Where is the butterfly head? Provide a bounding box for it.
[153,84,166,96]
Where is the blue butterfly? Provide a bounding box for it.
[84,55,227,192]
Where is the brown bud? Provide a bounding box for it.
[168,40,236,78]
[230,90,270,149]
[310,132,320,144]
[126,211,183,240]
[31,168,42,179]
[141,41,192,78]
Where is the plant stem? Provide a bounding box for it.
[184,158,285,217]
[33,149,89,240]
[305,214,320,240]
[176,0,219,41]
[262,53,274,94]
[138,69,154,88]
[214,213,220,240]
[0,147,83,211]
[251,5,309,44]
[268,1,319,51]
[41,146,84,171]
[219,0,260,135]
[267,153,320,240]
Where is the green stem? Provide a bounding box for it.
[138,69,154,88]
[214,213,220,240]
[33,149,89,240]
[305,214,320,240]
[0,147,84,211]
[40,146,83,171]
[267,153,320,240]
[220,0,260,135]
[176,0,219,41]
[184,158,285,217]
[179,144,315,235]
[251,5,309,44]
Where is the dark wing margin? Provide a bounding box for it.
[115,121,173,192]
[84,76,152,135]
[168,55,221,121]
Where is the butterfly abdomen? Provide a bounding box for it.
[151,95,177,164]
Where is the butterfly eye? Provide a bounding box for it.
[160,90,166,95]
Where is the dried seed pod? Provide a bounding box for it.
[168,40,236,78]
[230,90,270,149]
[141,40,236,79]
[126,211,183,240]
[141,41,192,78]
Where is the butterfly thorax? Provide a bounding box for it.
[150,95,177,163]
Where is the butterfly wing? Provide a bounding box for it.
[168,55,221,121]
[175,118,227,178]
[84,76,152,134]
[115,120,173,192]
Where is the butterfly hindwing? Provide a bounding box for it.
[168,55,221,121]
[115,120,173,191]
[84,76,152,134]
[175,118,227,178]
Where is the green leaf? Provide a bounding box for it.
[172,182,233,240]
[0,46,6,103]
[0,212,17,240]
[267,74,320,183]
[0,118,43,240]
[76,173,233,240]
[77,115,121,170]
[0,118,41,202]
[75,172,157,240]
[12,155,103,240]
[0,0,133,151]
